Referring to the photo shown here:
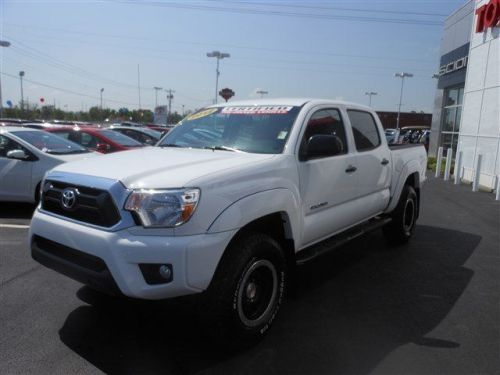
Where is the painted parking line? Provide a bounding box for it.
[0,224,30,229]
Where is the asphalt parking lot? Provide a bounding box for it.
[1,176,499,375]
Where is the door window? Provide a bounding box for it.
[347,110,381,151]
[0,135,28,157]
[300,109,348,158]
[80,132,101,148]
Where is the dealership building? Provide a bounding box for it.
[430,0,499,191]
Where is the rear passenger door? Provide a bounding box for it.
[347,109,391,215]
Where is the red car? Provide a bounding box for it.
[145,123,175,133]
[46,127,144,153]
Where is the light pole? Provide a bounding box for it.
[256,90,268,98]
[365,91,377,107]
[100,88,104,109]
[19,71,25,112]
[182,104,185,116]
[0,40,11,118]
[165,89,175,124]
[206,50,230,104]
[153,86,162,108]
[394,72,413,130]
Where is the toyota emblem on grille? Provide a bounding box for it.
[61,188,77,210]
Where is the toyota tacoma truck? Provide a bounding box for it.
[30,99,427,341]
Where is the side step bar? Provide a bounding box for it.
[295,217,392,265]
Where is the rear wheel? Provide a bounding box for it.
[383,185,418,245]
[202,232,287,343]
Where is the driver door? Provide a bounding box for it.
[297,108,359,247]
[0,134,34,201]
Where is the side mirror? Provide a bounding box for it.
[6,149,28,160]
[304,135,344,160]
[96,143,111,153]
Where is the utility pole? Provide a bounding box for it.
[394,72,413,130]
[153,86,162,108]
[0,40,11,118]
[19,71,25,112]
[206,50,230,104]
[364,91,377,107]
[165,89,175,124]
[256,90,268,98]
[137,64,141,109]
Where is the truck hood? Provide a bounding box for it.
[51,147,275,188]
[47,151,99,163]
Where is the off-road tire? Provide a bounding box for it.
[202,232,287,343]
[383,185,418,246]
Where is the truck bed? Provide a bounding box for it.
[388,143,425,150]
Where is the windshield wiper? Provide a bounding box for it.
[159,143,184,148]
[203,145,243,153]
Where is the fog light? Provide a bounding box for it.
[139,263,173,284]
[159,264,172,280]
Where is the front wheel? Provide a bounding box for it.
[202,232,287,343]
[383,185,418,245]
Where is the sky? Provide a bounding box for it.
[0,0,468,114]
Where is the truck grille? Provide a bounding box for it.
[41,180,121,227]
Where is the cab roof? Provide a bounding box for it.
[209,97,372,111]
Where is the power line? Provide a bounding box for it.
[5,23,437,64]
[6,36,155,92]
[209,0,449,17]
[0,71,138,107]
[108,0,443,26]
[3,54,141,104]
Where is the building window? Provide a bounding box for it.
[440,86,464,150]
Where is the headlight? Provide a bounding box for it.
[125,188,200,227]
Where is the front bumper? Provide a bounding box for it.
[29,209,236,300]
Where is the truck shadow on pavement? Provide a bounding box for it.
[0,202,36,220]
[58,225,480,375]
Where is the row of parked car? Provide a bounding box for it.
[384,126,430,151]
[0,119,175,203]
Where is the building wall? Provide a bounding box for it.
[458,0,500,190]
[429,1,474,156]
[376,111,432,129]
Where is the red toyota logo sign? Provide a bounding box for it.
[476,0,500,33]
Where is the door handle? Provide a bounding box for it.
[345,165,357,173]
[381,158,389,165]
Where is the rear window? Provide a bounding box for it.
[347,110,381,151]
[99,129,143,147]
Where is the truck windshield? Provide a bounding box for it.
[159,106,301,154]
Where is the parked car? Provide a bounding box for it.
[420,130,431,152]
[120,121,143,128]
[0,127,96,203]
[46,127,144,153]
[109,126,162,145]
[385,128,398,144]
[398,126,430,144]
[30,98,427,342]
[145,123,175,133]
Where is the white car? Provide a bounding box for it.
[30,99,427,341]
[0,127,97,203]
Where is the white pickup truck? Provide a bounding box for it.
[30,99,427,341]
